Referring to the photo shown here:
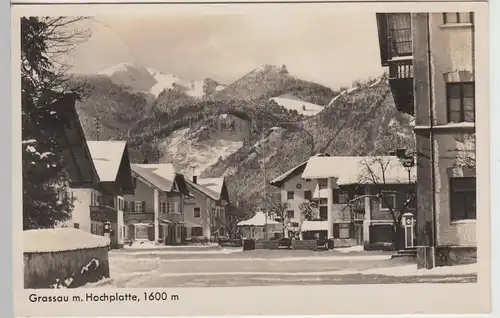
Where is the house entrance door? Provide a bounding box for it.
[354,221,363,245]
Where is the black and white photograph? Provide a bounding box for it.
[14,2,490,316]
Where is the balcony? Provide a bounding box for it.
[124,212,154,223]
[388,58,415,115]
[376,13,415,116]
[90,205,118,222]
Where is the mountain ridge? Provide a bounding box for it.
[71,63,414,211]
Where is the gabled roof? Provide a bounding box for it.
[302,156,415,185]
[131,164,175,192]
[186,177,228,201]
[132,163,190,195]
[46,93,100,187]
[269,153,331,187]
[87,141,127,182]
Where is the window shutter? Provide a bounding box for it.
[333,223,340,239]
[131,201,135,212]
[348,223,355,239]
[332,189,339,204]
[142,201,146,212]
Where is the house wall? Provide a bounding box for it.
[412,13,476,249]
[281,174,317,220]
[183,188,211,238]
[124,177,186,244]
[69,188,95,232]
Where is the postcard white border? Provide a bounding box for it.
[11,2,491,316]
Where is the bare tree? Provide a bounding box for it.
[298,200,317,238]
[345,157,416,250]
[267,201,290,238]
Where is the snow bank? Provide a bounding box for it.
[335,246,365,253]
[24,228,110,253]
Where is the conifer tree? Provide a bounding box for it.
[21,17,90,229]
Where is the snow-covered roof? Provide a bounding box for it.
[87,141,127,182]
[131,164,176,192]
[270,153,331,187]
[301,220,329,232]
[237,211,280,227]
[197,178,225,200]
[24,228,110,253]
[302,156,415,185]
[186,179,220,201]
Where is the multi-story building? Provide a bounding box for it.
[184,176,230,240]
[269,154,330,238]
[85,141,135,249]
[376,12,477,267]
[302,155,415,249]
[123,163,191,245]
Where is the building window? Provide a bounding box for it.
[333,188,350,204]
[167,201,173,214]
[287,191,294,200]
[74,223,80,229]
[442,12,474,24]
[319,206,328,220]
[333,223,353,239]
[287,210,294,219]
[191,227,203,237]
[91,191,99,206]
[319,198,328,205]
[447,82,475,123]
[134,201,144,213]
[387,13,412,56]
[194,207,201,218]
[318,179,328,190]
[450,177,476,220]
[305,179,311,182]
[304,190,312,201]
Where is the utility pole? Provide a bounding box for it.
[262,129,268,240]
[94,116,100,141]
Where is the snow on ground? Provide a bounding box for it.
[161,127,244,176]
[369,77,383,87]
[97,62,132,76]
[361,262,478,277]
[148,68,205,98]
[271,96,324,116]
[24,228,110,253]
[113,249,242,256]
[335,246,365,253]
[124,241,219,249]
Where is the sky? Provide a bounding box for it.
[68,11,385,90]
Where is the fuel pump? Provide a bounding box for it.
[401,212,415,249]
[103,221,112,250]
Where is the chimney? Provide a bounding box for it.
[193,176,197,184]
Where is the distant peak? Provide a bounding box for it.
[97,62,141,75]
[252,64,289,74]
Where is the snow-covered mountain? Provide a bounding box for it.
[95,63,226,98]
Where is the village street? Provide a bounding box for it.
[85,246,477,288]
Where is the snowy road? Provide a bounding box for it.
[87,248,477,288]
